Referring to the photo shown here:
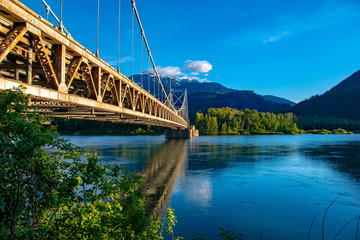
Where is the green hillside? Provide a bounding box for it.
[291,70,360,120]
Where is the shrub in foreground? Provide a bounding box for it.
[0,88,176,239]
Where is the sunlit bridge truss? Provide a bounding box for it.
[0,0,189,130]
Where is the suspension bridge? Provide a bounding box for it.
[0,0,197,138]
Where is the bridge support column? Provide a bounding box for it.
[14,64,19,81]
[165,126,199,139]
[165,129,192,139]
[54,44,67,93]
[191,125,199,137]
[26,49,32,84]
[92,67,102,102]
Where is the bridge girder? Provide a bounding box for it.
[0,0,188,130]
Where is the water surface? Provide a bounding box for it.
[64,134,360,239]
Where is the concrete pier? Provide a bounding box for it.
[165,126,199,139]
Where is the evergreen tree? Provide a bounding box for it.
[221,122,228,135]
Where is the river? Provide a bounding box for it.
[64,134,360,240]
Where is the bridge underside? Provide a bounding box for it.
[0,0,188,130]
[0,78,184,128]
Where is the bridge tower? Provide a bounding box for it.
[164,89,198,138]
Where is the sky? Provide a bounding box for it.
[21,0,360,102]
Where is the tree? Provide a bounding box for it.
[0,88,176,239]
[195,112,205,132]
[220,122,228,135]
[208,116,219,135]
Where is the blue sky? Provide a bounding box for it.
[21,0,360,102]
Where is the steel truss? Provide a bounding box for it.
[0,0,188,130]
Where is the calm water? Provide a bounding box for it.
[64,134,360,240]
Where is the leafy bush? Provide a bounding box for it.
[0,88,173,239]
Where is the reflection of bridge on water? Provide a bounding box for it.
[137,140,188,217]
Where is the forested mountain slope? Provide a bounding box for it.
[291,70,360,120]
[131,74,294,118]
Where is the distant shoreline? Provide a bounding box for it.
[198,129,354,136]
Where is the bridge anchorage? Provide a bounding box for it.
[0,0,198,138]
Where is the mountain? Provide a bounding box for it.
[179,81,235,94]
[130,73,295,117]
[131,74,234,94]
[187,90,283,116]
[291,70,360,120]
[262,95,296,107]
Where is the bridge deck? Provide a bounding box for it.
[0,0,188,129]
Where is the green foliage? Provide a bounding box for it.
[165,208,177,235]
[306,129,332,134]
[306,128,353,134]
[0,88,170,239]
[164,207,182,240]
[195,108,355,135]
[296,116,360,132]
[331,128,353,134]
[195,107,300,135]
[186,233,205,240]
[186,229,242,240]
[218,228,242,240]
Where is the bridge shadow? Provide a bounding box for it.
[137,139,188,218]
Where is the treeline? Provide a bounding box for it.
[194,107,355,135]
[52,118,165,135]
[195,107,300,135]
[296,116,360,132]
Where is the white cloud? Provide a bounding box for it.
[183,60,213,73]
[198,79,211,83]
[263,31,290,43]
[190,72,200,76]
[103,56,132,67]
[179,76,199,81]
[145,59,213,82]
[179,76,210,82]
[155,66,183,76]
[118,56,132,63]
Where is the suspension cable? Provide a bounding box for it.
[141,35,143,88]
[131,4,134,81]
[117,0,121,72]
[46,6,49,20]
[59,0,63,32]
[96,0,99,57]
[130,0,175,111]
[40,0,71,36]
[148,55,150,93]
[153,74,155,98]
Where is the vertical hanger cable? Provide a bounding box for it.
[117,0,121,71]
[96,0,99,57]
